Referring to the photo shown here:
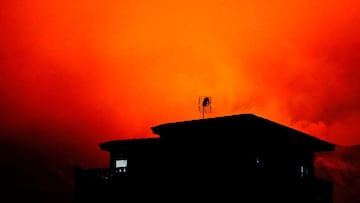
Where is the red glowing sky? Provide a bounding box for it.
[1,0,360,167]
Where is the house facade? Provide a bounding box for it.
[74,114,335,202]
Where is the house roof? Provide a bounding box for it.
[100,137,160,152]
[151,113,335,152]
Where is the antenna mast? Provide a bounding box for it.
[198,96,212,119]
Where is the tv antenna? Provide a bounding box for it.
[198,96,212,119]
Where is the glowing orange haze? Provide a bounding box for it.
[1,0,360,165]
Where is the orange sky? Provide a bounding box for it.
[1,0,360,167]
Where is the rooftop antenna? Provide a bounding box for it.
[198,96,212,119]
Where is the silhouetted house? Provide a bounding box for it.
[74,113,335,202]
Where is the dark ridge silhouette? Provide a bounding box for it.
[74,113,335,202]
[315,145,360,203]
[0,142,75,203]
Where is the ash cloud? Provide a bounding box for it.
[1,1,360,181]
